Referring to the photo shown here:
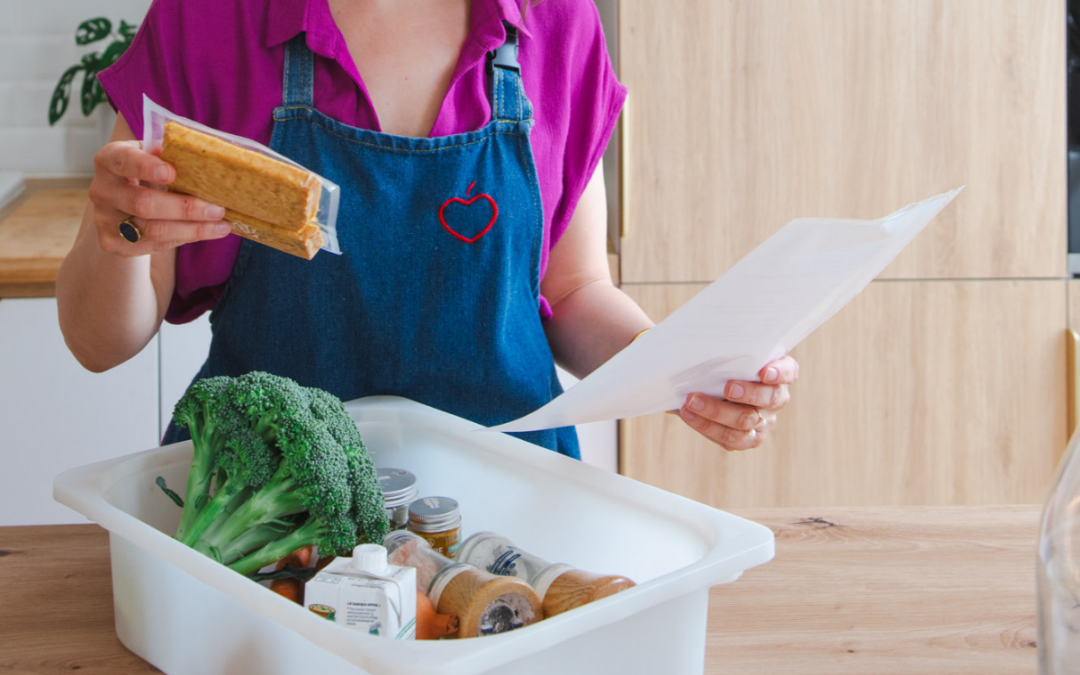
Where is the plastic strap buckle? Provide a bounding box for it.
[488,24,520,73]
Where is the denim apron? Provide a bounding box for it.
[163,29,579,458]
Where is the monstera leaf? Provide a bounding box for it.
[99,39,129,69]
[75,18,112,46]
[48,65,82,126]
[118,20,138,41]
[80,73,104,114]
[49,18,137,125]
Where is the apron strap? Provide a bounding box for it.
[489,23,532,124]
[283,34,315,108]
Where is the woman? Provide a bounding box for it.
[57,0,798,456]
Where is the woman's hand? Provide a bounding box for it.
[88,140,231,256]
[678,356,800,451]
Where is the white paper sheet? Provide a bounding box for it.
[489,188,962,433]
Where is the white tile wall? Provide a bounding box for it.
[1,0,152,176]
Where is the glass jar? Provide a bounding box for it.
[407,496,461,557]
[385,531,541,638]
[1039,432,1080,673]
[456,531,635,617]
[378,468,418,531]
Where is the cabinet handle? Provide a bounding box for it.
[619,93,630,239]
[1069,329,1080,439]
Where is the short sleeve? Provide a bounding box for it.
[523,0,627,321]
[98,0,183,139]
[96,0,256,325]
[548,0,626,250]
[550,4,626,248]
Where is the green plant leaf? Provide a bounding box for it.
[118,20,138,41]
[75,18,111,46]
[80,68,104,116]
[155,476,185,508]
[99,39,129,69]
[48,65,81,126]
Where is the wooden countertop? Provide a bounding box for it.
[0,505,1039,674]
[0,180,90,299]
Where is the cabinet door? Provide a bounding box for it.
[159,314,212,439]
[619,0,1065,282]
[621,280,1066,507]
[0,298,159,525]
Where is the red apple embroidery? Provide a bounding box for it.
[439,182,498,243]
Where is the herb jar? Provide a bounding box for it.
[378,468,418,531]
[407,496,461,557]
[385,531,542,638]
[456,531,636,617]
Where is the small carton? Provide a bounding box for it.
[305,545,417,639]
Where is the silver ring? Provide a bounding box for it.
[118,218,141,243]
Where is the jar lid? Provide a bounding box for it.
[409,496,460,527]
[378,468,418,505]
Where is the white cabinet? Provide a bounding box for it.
[157,320,619,471]
[0,298,158,525]
[0,304,614,526]
[557,368,617,473]
[158,314,212,439]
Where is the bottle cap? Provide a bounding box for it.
[350,543,388,575]
[377,468,419,509]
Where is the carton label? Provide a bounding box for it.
[305,565,417,640]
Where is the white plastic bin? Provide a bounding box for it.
[54,397,774,675]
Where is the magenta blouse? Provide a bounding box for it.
[98,0,625,324]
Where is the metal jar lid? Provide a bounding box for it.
[378,468,418,509]
[408,496,461,532]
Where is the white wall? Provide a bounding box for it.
[1,0,152,176]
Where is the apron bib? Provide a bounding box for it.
[164,28,579,458]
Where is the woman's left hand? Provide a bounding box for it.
[677,356,800,451]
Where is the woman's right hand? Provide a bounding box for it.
[88,140,232,257]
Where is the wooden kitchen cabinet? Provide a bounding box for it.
[620,280,1066,507]
[618,0,1065,283]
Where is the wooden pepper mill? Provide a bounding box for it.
[385,531,543,638]
[455,532,636,617]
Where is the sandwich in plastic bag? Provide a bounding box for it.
[142,95,340,259]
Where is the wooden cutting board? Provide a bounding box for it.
[0,188,87,298]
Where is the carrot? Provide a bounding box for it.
[269,546,315,605]
[270,577,305,604]
[416,591,459,640]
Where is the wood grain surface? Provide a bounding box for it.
[0,506,1039,674]
[619,0,1066,283]
[0,525,159,674]
[622,280,1067,508]
[0,188,86,293]
[710,505,1039,675]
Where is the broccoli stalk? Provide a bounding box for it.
[228,513,354,576]
[171,377,239,542]
[169,372,389,576]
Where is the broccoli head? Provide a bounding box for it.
[169,372,389,575]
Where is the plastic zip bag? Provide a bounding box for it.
[142,95,340,258]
